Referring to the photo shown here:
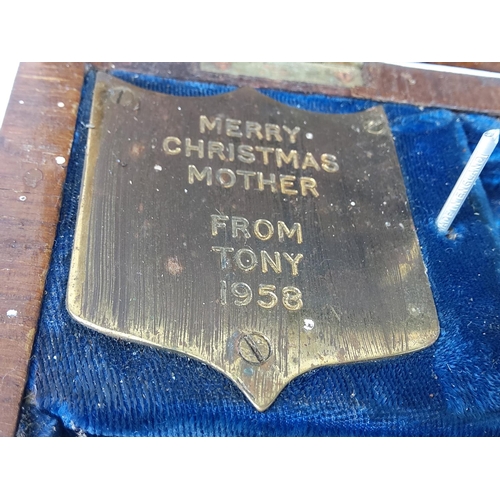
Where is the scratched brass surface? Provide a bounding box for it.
[67,73,439,411]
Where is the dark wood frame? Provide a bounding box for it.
[1,62,500,436]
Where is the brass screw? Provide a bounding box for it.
[364,119,385,135]
[109,88,140,110]
[238,333,271,365]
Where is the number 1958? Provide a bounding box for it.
[220,281,303,311]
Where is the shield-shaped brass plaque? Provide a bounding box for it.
[67,73,439,410]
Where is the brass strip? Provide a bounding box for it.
[200,62,364,88]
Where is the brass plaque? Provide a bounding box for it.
[68,73,439,411]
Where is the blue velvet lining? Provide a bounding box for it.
[17,70,500,436]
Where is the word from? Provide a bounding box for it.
[211,215,302,243]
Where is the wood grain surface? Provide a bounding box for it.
[433,62,500,74]
[0,62,84,436]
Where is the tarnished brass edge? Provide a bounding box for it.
[65,304,440,411]
[65,305,271,410]
[370,109,441,354]
[67,77,107,318]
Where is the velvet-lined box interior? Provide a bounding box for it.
[17,70,500,436]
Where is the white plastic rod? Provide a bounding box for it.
[436,129,499,234]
